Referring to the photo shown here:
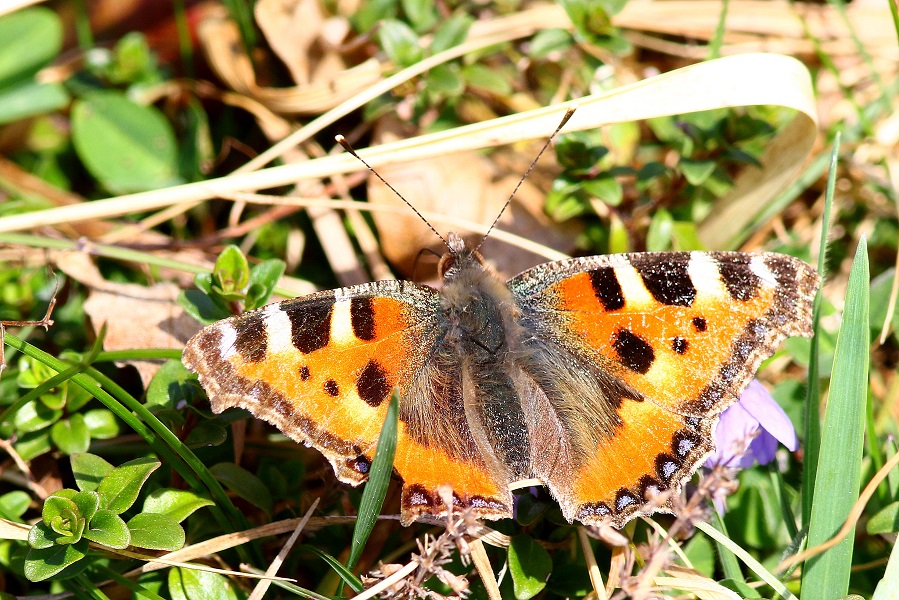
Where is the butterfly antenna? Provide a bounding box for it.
[473,106,577,254]
[336,135,450,250]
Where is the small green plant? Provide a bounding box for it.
[178,245,285,324]
[24,453,208,582]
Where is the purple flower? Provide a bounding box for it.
[705,380,799,470]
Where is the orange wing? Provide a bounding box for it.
[509,251,819,526]
[182,281,513,525]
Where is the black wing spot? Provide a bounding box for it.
[356,359,392,407]
[589,267,625,311]
[613,329,655,374]
[692,316,707,332]
[672,337,689,354]
[290,301,333,354]
[324,379,340,397]
[350,297,377,341]
[631,254,696,306]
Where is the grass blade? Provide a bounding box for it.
[802,132,839,526]
[346,390,399,572]
[801,238,869,597]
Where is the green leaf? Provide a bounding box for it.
[424,63,464,96]
[71,91,181,194]
[97,456,161,514]
[71,452,115,492]
[212,245,250,299]
[873,532,899,600]
[346,390,398,572]
[13,429,52,461]
[461,63,512,96]
[14,398,62,433]
[83,408,119,439]
[0,490,30,521]
[0,7,62,85]
[168,567,238,600]
[646,208,674,252]
[378,19,423,67]
[184,420,227,449]
[401,0,437,32]
[68,491,100,524]
[28,521,60,549]
[83,509,130,549]
[582,176,623,206]
[508,534,552,599]
[299,545,365,593]
[143,488,214,523]
[42,494,78,526]
[244,259,286,310]
[679,158,718,185]
[350,0,398,33]
[177,289,231,325]
[127,512,185,551]
[209,463,272,514]
[867,502,899,535]
[802,239,869,597]
[528,29,573,58]
[429,15,472,54]
[0,80,69,126]
[24,538,88,582]
[146,360,195,408]
[50,414,91,455]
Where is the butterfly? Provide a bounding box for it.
[182,229,818,527]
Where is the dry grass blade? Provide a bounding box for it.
[123,515,355,577]
[248,499,320,600]
[470,538,501,600]
[0,54,816,241]
[577,527,608,600]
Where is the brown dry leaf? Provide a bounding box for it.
[369,119,580,279]
[198,5,382,115]
[255,0,325,85]
[57,253,199,386]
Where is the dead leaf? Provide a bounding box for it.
[57,253,200,386]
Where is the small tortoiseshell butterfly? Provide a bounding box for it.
[183,121,819,528]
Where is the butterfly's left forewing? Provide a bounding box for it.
[509,251,818,526]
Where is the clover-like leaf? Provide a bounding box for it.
[127,512,186,551]
[169,567,238,600]
[0,490,30,521]
[97,456,161,513]
[83,408,119,439]
[28,520,60,549]
[50,414,91,455]
[143,488,214,523]
[508,534,552,600]
[24,538,88,582]
[83,509,130,549]
[71,452,115,492]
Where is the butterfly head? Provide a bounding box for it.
[438,232,486,281]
